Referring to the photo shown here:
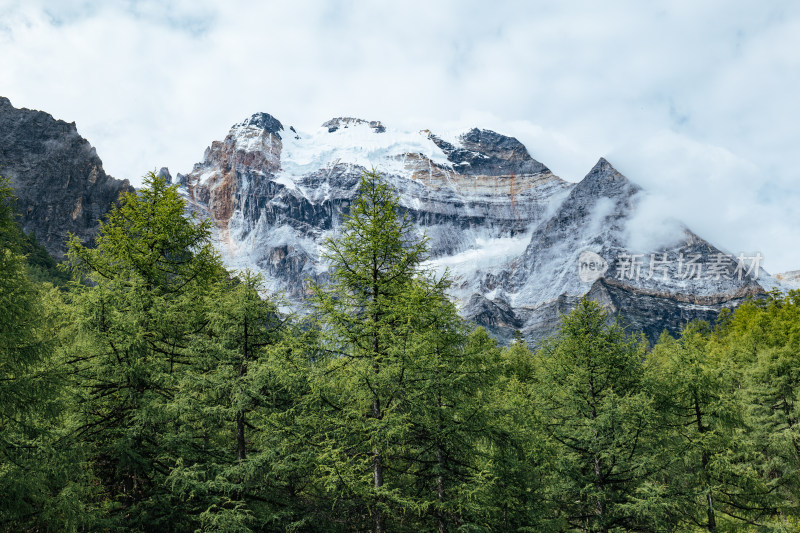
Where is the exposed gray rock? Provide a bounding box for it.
[479,157,765,343]
[0,96,132,258]
[238,112,283,138]
[179,112,767,343]
[157,167,173,184]
[322,117,385,133]
[430,129,550,176]
[4,97,770,343]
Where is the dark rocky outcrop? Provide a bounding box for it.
[0,97,132,259]
[322,117,385,133]
[156,167,173,184]
[430,129,549,176]
[241,112,284,138]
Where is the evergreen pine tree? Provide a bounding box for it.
[532,299,665,532]
[167,271,291,532]
[64,172,225,529]
[0,178,83,530]
[309,170,498,531]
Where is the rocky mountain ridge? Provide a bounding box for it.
[0,96,778,343]
[0,97,132,258]
[174,112,771,342]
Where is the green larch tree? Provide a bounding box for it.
[706,293,800,528]
[167,270,291,532]
[310,170,429,532]
[64,171,226,530]
[0,177,84,531]
[647,322,763,531]
[309,170,498,532]
[531,299,666,532]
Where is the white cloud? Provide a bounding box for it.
[1,0,799,271]
[609,131,800,274]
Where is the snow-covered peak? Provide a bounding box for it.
[276,119,453,180]
[178,111,763,345]
[322,117,385,133]
[224,113,286,157]
[233,112,284,137]
[774,270,800,290]
[428,128,550,176]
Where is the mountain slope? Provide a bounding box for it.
[177,114,570,301]
[0,97,132,259]
[175,113,767,342]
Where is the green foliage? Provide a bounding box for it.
[478,332,556,531]
[532,299,667,532]
[309,170,501,531]
[712,292,800,526]
[0,178,86,531]
[6,169,800,532]
[0,176,69,286]
[167,271,294,531]
[63,171,227,529]
[648,323,754,530]
[21,231,71,286]
[0,184,51,441]
[0,177,17,242]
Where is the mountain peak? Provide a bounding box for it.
[234,112,284,138]
[156,167,172,184]
[322,117,386,133]
[429,128,549,176]
[0,97,132,258]
[588,157,624,179]
[577,157,638,196]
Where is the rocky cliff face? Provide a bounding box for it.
[178,114,570,301]
[0,97,132,258]
[478,157,766,342]
[177,112,769,343]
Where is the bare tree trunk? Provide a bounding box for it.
[594,454,607,533]
[437,442,446,533]
[589,376,607,533]
[373,434,385,533]
[694,394,715,531]
[371,266,385,533]
[437,387,446,533]
[373,394,385,532]
[237,317,249,462]
[236,411,246,462]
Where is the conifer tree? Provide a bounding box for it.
[532,299,665,532]
[393,280,497,531]
[481,333,556,530]
[167,271,291,531]
[648,312,800,530]
[310,170,429,531]
[736,292,800,522]
[310,170,497,531]
[0,178,82,530]
[64,172,225,529]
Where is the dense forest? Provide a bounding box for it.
[1,170,799,532]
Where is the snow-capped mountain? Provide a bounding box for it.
[173,112,769,343]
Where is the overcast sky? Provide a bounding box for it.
[1,0,799,272]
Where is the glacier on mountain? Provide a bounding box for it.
[174,113,770,343]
